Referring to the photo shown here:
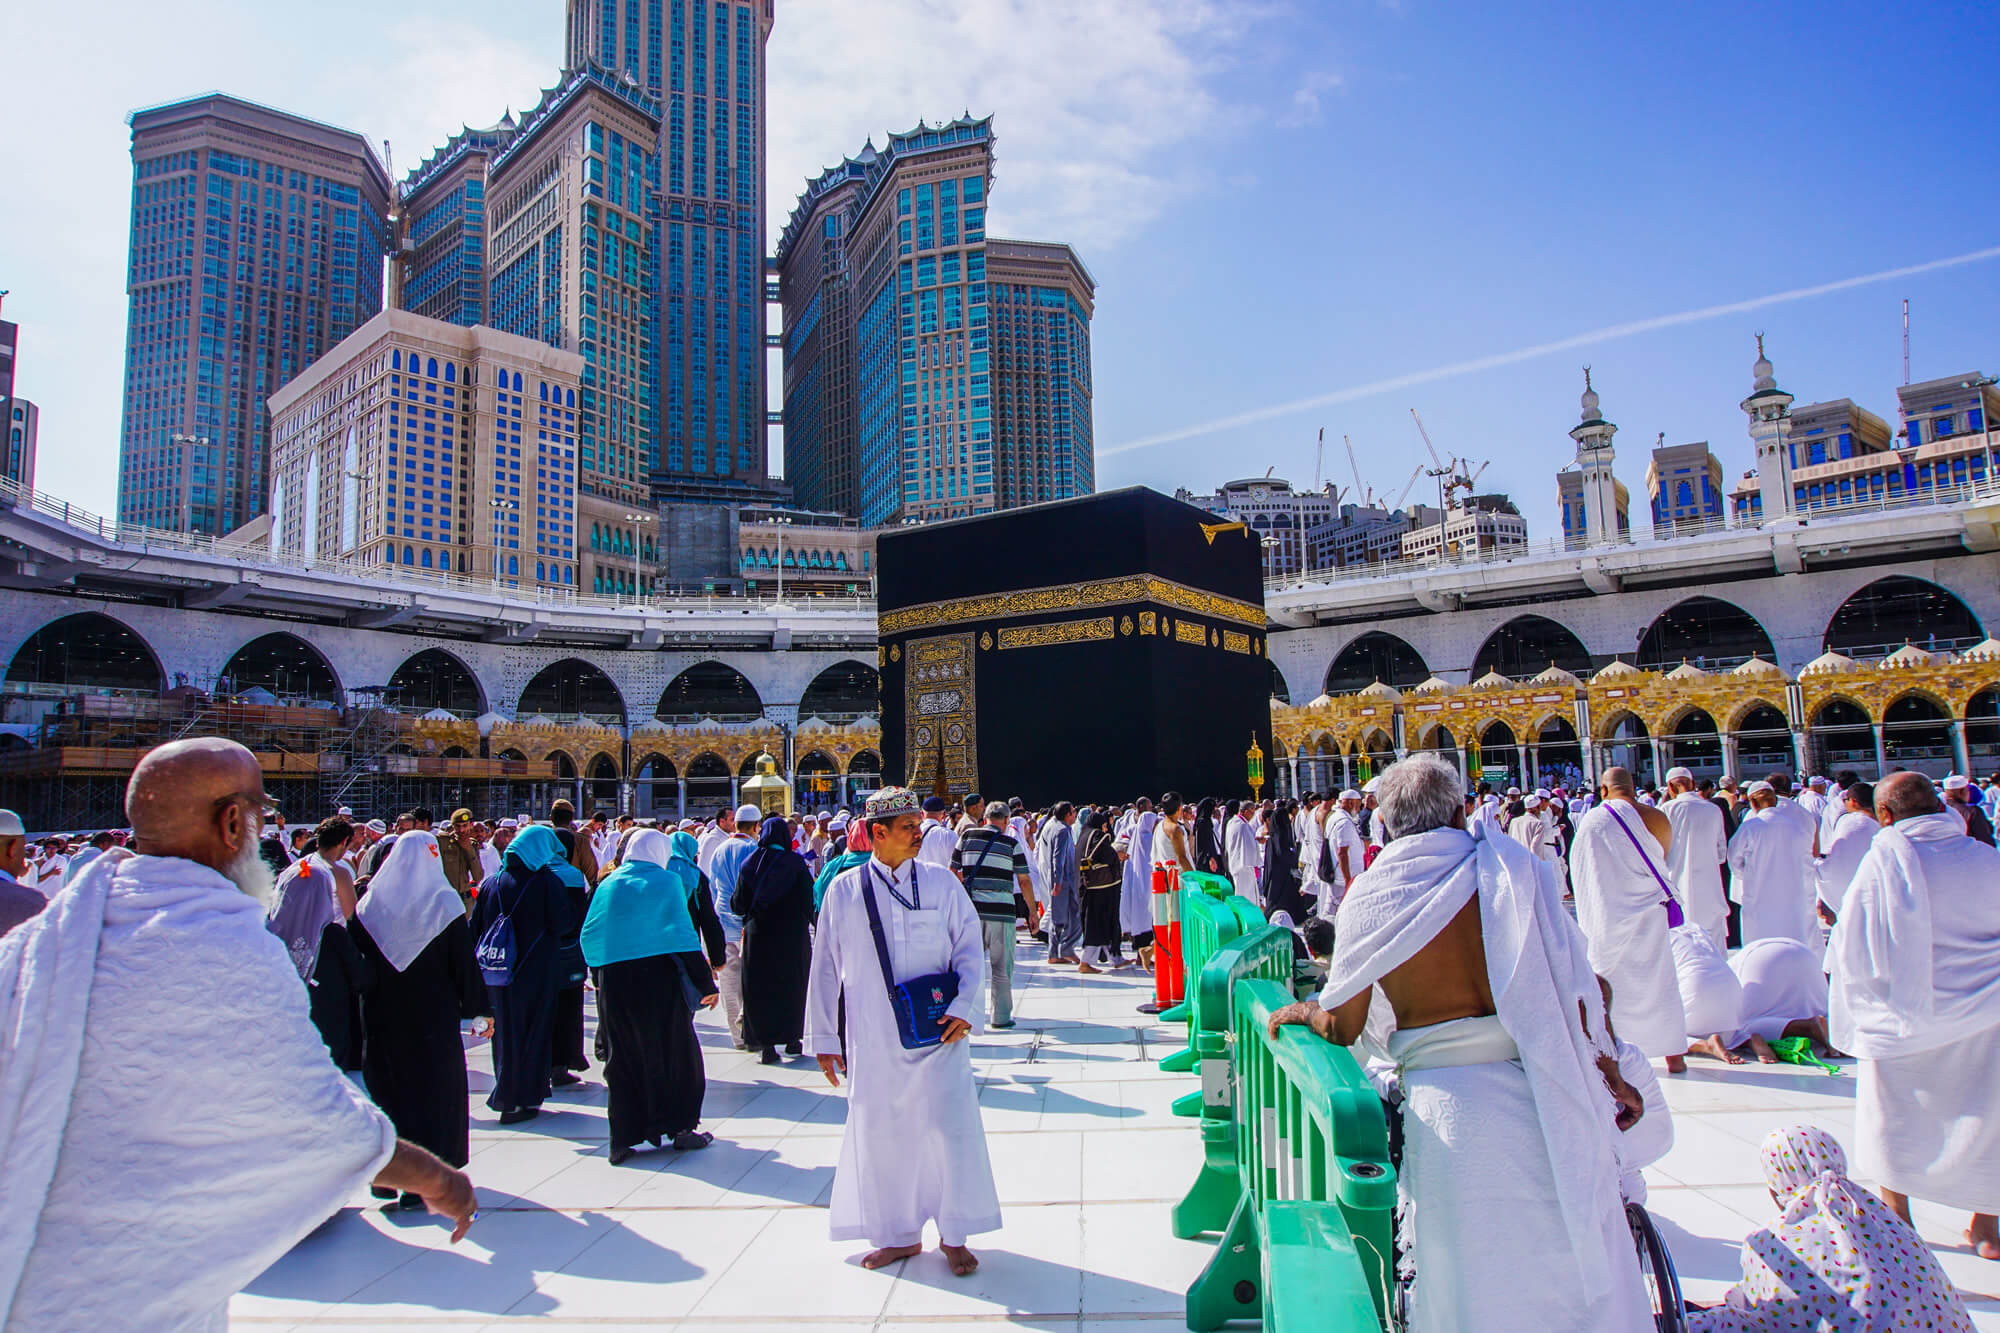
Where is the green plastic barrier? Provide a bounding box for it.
[1184,977,1396,1332]
[1171,924,1295,1237]
[1163,884,1269,1115]
[1157,872,1239,1071]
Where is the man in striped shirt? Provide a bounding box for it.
[953,803,1040,1029]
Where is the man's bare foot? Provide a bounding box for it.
[1689,1035,1745,1065]
[1748,1035,1780,1064]
[1077,961,1101,974]
[939,1243,979,1276]
[1968,1214,2000,1260]
[1664,1053,1687,1074]
[860,1244,922,1270]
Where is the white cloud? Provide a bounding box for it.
[1277,70,1343,128]
[766,0,1280,256]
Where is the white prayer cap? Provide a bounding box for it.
[1338,788,1361,801]
[1745,780,1774,795]
[1525,794,1544,809]
[364,818,388,834]
[1567,798,1588,815]
[0,809,22,837]
[1807,774,1828,787]
[1506,786,1522,797]
[734,802,763,823]
[829,813,850,832]
[678,817,701,830]
[1664,767,1694,784]
[496,817,519,829]
[1943,773,1971,791]
[1533,787,1550,800]
[1361,777,1380,794]
[337,806,354,816]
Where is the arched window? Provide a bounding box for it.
[426,357,438,379]
[444,363,456,383]
[540,381,549,401]
[1675,480,1693,508]
[403,546,414,565]
[513,371,524,392]
[566,388,575,407]
[421,549,433,568]
[507,555,518,576]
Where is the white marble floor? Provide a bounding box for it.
[233,942,2000,1330]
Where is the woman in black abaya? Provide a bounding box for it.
[1261,799,1309,923]
[583,828,725,1163]
[350,831,489,1206]
[1076,806,1127,969]
[729,815,814,1065]
[469,824,579,1124]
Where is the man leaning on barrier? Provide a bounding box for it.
[1268,754,1655,1333]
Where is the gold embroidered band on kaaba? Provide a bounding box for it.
[997,617,1116,650]
[878,574,1265,638]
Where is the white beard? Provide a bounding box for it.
[225,836,277,910]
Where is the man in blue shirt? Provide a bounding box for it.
[707,803,762,1050]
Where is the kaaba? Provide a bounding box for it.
[876,487,1275,808]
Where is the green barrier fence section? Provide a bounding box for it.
[1184,977,1396,1332]
[1171,923,1295,1238]
[1156,872,1241,1079]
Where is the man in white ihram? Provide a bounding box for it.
[1568,766,1691,1072]
[1268,755,1653,1331]
[0,737,475,1332]
[1829,771,2000,1261]
[1661,766,1729,950]
[1726,776,1820,945]
[806,786,999,1277]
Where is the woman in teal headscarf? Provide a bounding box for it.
[468,823,581,1124]
[583,828,726,1162]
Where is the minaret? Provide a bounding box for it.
[1569,367,1620,546]
[1741,334,1795,521]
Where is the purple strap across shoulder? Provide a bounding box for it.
[1605,804,1685,927]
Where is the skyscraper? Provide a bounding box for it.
[566,0,775,502]
[776,116,1096,525]
[397,115,517,327]
[482,66,660,594]
[118,94,391,535]
[0,316,31,488]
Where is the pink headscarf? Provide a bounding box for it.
[1689,1126,1972,1331]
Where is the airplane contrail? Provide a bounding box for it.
[1099,244,2000,458]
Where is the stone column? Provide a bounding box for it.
[1582,740,1599,789]
[1792,730,1811,779]
[1647,737,1665,786]
[1456,747,1469,782]
[1720,734,1738,783]
[1288,755,1300,796]
[1527,742,1541,787]
[1342,752,1354,790]
[1951,718,1972,775]
[676,777,687,819]
[1871,724,1888,779]
[730,776,741,805]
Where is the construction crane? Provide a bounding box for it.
[1389,465,1424,511]
[1409,408,1495,513]
[1343,435,1374,507]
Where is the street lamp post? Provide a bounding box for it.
[770,513,794,603]
[490,498,518,591]
[621,511,654,602]
[170,432,210,535]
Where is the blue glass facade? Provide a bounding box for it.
[117,96,390,535]
[568,0,773,501]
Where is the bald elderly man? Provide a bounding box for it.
[0,737,476,1330]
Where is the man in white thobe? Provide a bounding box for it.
[1796,775,1831,849]
[1268,755,1654,1332]
[917,796,959,868]
[1319,791,1366,919]
[1814,779,1878,923]
[0,738,475,1332]
[1297,794,1329,912]
[1661,766,1730,950]
[1568,767,1690,1069]
[1829,772,2000,1259]
[1726,778,1819,946]
[1224,800,1261,904]
[1508,793,1561,865]
[807,786,999,1276]
[696,804,738,875]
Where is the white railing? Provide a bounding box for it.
[0,477,877,616]
[1269,476,2000,594]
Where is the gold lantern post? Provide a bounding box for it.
[1246,734,1266,801]
[741,751,792,817]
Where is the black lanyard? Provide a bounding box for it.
[873,860,920,912]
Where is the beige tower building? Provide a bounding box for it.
[267,310,583,591]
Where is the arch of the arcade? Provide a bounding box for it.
[1268,557,2000,706]
[1273,646,2000,787]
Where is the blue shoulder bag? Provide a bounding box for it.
[859,867,961,1050]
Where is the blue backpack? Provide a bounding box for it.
[476,879,526,986]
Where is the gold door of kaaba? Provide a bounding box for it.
[904,631,978,795]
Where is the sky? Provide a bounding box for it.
[2,0,1998,540]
